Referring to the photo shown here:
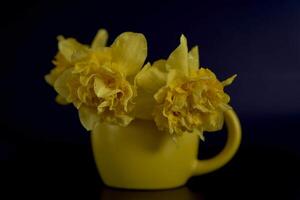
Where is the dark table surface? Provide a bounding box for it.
[3,122,300,199]
[3,140,300,199]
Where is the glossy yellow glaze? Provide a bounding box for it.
[91,109,241,190]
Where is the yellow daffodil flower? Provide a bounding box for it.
[45,29,147,130]
[135,35,236,138]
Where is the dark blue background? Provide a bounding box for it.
[1,0,300,198]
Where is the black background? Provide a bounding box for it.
[1,0,300,199]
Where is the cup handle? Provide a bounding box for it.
[192,109,242,176]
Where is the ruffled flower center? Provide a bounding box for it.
[60,53,135,125]
[153,68,234,137]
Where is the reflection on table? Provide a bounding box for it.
[100,186,203,200]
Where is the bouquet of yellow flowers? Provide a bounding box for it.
[45,29,236,140]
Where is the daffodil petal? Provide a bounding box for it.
[194,128,205,141]
[94,77,113,98]
[73,101,82,109]
[115,114,133,127]
[91,29,108,49]
[166,69,185,86]
[131,90,155,120]
[79,105,100,131]
[166,34,189,76]
[133,60,166,119]
[188,46,199,74]
[222,74,237,86]
[45,53,73,86]
[55,94,70,105]
[58,36,89,63]
[54,68,74,100]
[203,111,224,132]
[198,68,217,79]
[45,73,55,86]
[154,87,168,104]
[111,32,147,76]
[135,60,167,93]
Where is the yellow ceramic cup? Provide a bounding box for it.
[91,109,241,190]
